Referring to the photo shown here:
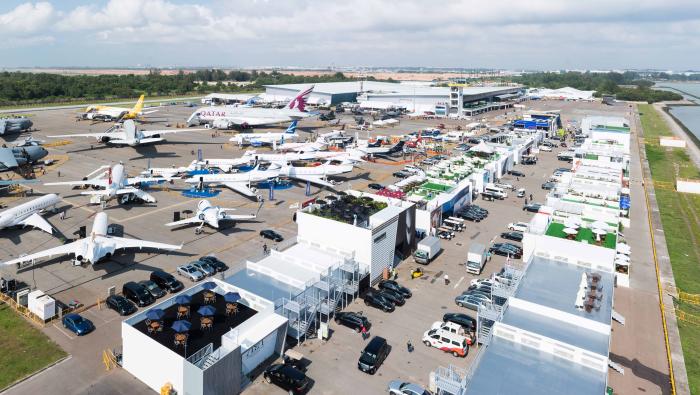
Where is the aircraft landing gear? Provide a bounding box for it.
[195,226,203,235]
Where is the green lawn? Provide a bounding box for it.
[0,304,67,390]
[639,103,700,393]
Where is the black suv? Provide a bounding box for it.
[443,312,477,332]
[199,256,229,272]
[379,289,406,306]
[263,364,310,394]
[500,231,524,242]
[508,170,526,177]
[358,336,390,374]
[522,203,542,213]
[363,290,395,312]
[122,282,155,307]
[150,270,184,293]
[378,280,412,298]
[106,295,137,316]
[334,311,371,332]
[260,229,284,242]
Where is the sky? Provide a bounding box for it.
[1,0,699,70]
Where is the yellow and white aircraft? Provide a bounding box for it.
[80,95,157,122]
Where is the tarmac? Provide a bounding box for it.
[0,100,684,394]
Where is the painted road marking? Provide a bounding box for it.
[52,323,77,340]
[453,276,464,289]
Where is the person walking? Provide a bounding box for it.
[60,211,65,220]
[406,340,414,353]
[361,325,369,340]
[444,274,450,286]
[530,193,533,201]
[263,243,268,255]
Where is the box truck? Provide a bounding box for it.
[414,236,442,265]
[466,243,487,274]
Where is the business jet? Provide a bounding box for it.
[165,200,261,234]
[184,165,278,198]
[45,163,168,204]
[49,120,206,147]
[2,212,181,267]
[349,140,406,158]
[187,85,314,128]
[230,120,299,147]
[80,94,157,122]
[273,161,354,188]
[0,194,61,234]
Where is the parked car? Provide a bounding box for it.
[442,312,477,332]
[392,171,409,179]
[388,380,430,395]
[516,188,526,198]
[334,311,371,332]
[556,167,572,173]
[379,289,406,306]
[539,145,552,152]
[507,222,529,232]
[150,270,184,293]
[139,280,167,299]
[363,290,395,312]
[489,245,522,259]
[260,229,284,242]
[454,294,490,311]
[263,364,310,395]
[62,313,95,336]
[500,231,524,242]
[368,183,384,190]
[437,230,454,240]
[522,203,542,213]
[378,280,412,298]
[358,336,390,374]
[177,264,205,282]
[105,295,136,316]
[191,260,216,277]
[122,281,155,307]
[199,256,229,272]
[541,182,556,190]
[508,170,526,177]
[422,327,469,357]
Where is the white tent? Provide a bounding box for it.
[470,141,495,155]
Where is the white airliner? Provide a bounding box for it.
[187,86,314,128]
[230,120,299,146]
[81,94,157,122]
[165,200,261,234]
[242,149,364,166]
[0,194,61,234]
[184,165,279,198]
[49,120,207,147]
[45,163,168,204]
[2,212,181,266]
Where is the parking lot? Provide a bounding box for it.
[1,99,660,395]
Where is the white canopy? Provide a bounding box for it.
[470,141,495,154]
[563,227,578,235]
[616,243,631,254]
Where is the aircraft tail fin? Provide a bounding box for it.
[132,94,145,114]
[286,85,314,112]
[285,120,298,134]
[123,120,137,141]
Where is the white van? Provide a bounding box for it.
[484,184,508,199]
[422,327,469,357]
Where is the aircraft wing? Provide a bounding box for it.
[165,217,202,227]
[105,236,182,252]
[222,116,289,127]
[119,188,156,203]
[49,132,122,139]
[127,175,172,185]
[291,174,335,188]
[141,128,207,137]
[222,213,257,221]
[3,240,82,266]
[45,179,110,188]
[19,213,54,234]
[223,182,258,197]
[0,148,19,169]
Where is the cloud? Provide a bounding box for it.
[0,0,699,69]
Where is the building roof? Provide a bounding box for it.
[464,335,607,395]
[226,269,302,303]
[264,81,515,98]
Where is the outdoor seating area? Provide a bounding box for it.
[132,286,257,358]
[546,222,617,249]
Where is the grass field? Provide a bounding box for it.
[639,103,700,394]
[0,304,67,390]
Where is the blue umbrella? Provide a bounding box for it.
[224,292,241,303]
[146,308,165,321]
[175,294,192,305]
[198,305,216,316]
[171,320,192,333]
[202,282,217,291]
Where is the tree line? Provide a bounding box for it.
[0,70,374,106]
[513,71,683,103]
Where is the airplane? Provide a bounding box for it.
[187,86,315,128]
[2,212,181,267]
[242,149,364,166]
[273,161,354,188]
[0,117,33,135]
[349,140,406,158]
[49,120,206,147]
[44,162,168,204]
[80,94,157,122]
[184,165,278,198]
[230,120,299,147]
[0,145,48,172]
[13,136,45,147]
[165,199,262,234]
[0,193,61,234]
